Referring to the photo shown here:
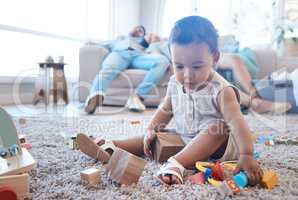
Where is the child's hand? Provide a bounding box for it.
[234,154,263,186]
[143,129,156,158]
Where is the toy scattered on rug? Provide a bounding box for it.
[152,131,185,163]
[81,167,101,186]
[18,118,27,126]
[254,134,298,146]
[68,135,104,150]
[18,134,32,150]
[105,148,147,185]
[274,135,298,145]
[130,120,141,125]
[188,161,278,197]
[67,134,79,150]
[0,107,36,200]
[257,135,275,146]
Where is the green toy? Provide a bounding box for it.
[0,108,22,157]
[0,107,36,176]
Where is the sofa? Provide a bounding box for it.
[79,41,298,107]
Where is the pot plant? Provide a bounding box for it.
[274,23,298,56]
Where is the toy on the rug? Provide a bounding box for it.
[274,136,298,145]
[18,118,27,126]
[152,132,185,163]
[68,135,98,150]
[260,170,279,189]
[255,134,298,146]
[0,186,18,200]
[257,135,275,146]
[81,168,101,186]
[0,107,36,200]
[105,148,147,185]
[193,161,278,196]
[18,135,26,144]
[68,134,79,150]
[18,135,32,150]
[130,120,141,125]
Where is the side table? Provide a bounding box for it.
[33,62,69,105]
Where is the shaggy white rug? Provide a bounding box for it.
[12,109,298,200]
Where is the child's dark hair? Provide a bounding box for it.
[169,16,219,54]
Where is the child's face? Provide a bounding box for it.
[171,42,219,92]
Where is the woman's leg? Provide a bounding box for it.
[218,54,291,114]
[218,53,257,96]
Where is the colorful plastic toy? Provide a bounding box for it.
[211,161,225,181]
[188,172,205,185]
[260,170,278,189]
[233,171,248,188]
[0,186,17,200]
[196,161,248,191]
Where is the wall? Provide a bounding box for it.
[139,0,161,34]
[111,0,140,37]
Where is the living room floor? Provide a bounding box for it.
[4,104,298,199]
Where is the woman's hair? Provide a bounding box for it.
[169,16,219,54]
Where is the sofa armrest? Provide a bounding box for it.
[79,45,109,102]
[253,48,278,79]
[277,56,298,72]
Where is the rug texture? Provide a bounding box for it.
[13,111,298,200]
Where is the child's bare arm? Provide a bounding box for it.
[148,96,173,131]
[144,96,173,157]
[217,87,263,185]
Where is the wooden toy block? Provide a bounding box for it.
[260,170,278,189]
[18,135,26,144]
[105,148,147,185]
[0,173,30,200]
[152,132,185,163]
[81,168,101,185]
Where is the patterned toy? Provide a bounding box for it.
[194,161,278,196]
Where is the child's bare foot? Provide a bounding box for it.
[250,98,291,114]
[77,133,110,163]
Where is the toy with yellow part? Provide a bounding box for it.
[260,170,278,189]
[195,161,279,192]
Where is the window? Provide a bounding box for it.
[162,0,274,47]
[0,0,110,77]
[161,0,193,38]
[284,0,298,38]
[233,0,273,47]
[196,0,234,36]
[196,0,273,47]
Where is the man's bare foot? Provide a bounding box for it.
[250,98,292,114]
